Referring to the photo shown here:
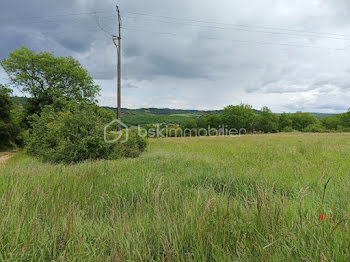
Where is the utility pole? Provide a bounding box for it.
[113,5,122,131]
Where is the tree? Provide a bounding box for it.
[221,104,256,131]
[0,85,21,149]
[256,107,279,133]
[289,112,318,131]
[279,113,293,131]
[204,113,222,129]
[321,116,341,130]
[338,112,350,128]
[1,46,100,116]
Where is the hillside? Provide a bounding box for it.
[10,97,338,126]
[104,107,219,126]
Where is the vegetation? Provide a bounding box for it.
[1,47,147,164]
[1,134,350,261]
[1,46,100,117]
[0,85,22,150]
[27,100,147,164]
[122,112,202,126]
[181,104,349,134]
[104,107,212,126]
[1,46,350,261]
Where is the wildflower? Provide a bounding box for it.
[320,214,326,221]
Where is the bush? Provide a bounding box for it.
[282,126,294,132]
[0,85,22,150]
[339,127,350,133]
[289,112,318,131]
[27,101,147,164]
[303,123,325,133]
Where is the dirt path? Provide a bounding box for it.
[0,152,17,165]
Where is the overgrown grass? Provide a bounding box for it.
[1,133,350,261]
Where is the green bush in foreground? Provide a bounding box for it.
[27,101,147,163]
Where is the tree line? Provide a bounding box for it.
[181,105,350,134]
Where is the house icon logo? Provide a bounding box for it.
[104,119,129,144]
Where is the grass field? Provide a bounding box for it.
[1,133,350,261]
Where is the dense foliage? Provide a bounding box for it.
[0,85,22,150]
[181,104,349,134]
[1,47,100,117]
[27,101,147,164]
[0,47,148,163]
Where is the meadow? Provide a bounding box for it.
[1,133,350,261]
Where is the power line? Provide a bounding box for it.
[1,7,346,51]
[0,61,14,83]
[42,26,114,36]
[0,11,114,22]
[36,23,346,51]
[0,14,116,27]
[124,15,350,41]
[124,10,350,38]
[2,8,349,40]
[94,13,115,37]
[122,26,345,51]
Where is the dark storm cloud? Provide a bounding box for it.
[0,28,31,57]
[1,0,350,112]
[146,54,207,79]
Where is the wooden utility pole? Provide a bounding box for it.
[113,5,122,131]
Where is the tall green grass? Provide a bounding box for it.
[1,133,350,261]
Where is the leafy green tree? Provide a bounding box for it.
[289,112,318,131]
[1,46,100,116]
[0,85,21,149]
[338,112,350,128]
[221,104,256,131]
[204,113,222,129]
[279,113,293,131]
[321,116,341,130]
[256,107,279,133]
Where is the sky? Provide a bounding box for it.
[1,0,350,113]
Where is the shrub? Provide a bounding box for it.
[339,127,350,133]
[120,129,148,157]
[27,101,147,164]
[0,85,22,150]
[282,126,294,132]
[289,112,318,131]
[303,123,325,133]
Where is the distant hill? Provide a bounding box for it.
[104,107,220,115]
[309,113,337,118]
[10,96,339,126]
[103,107,217,126]
[105,107,338,126]
[11,96,27,106]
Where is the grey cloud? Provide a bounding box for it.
[1,0,350,112]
